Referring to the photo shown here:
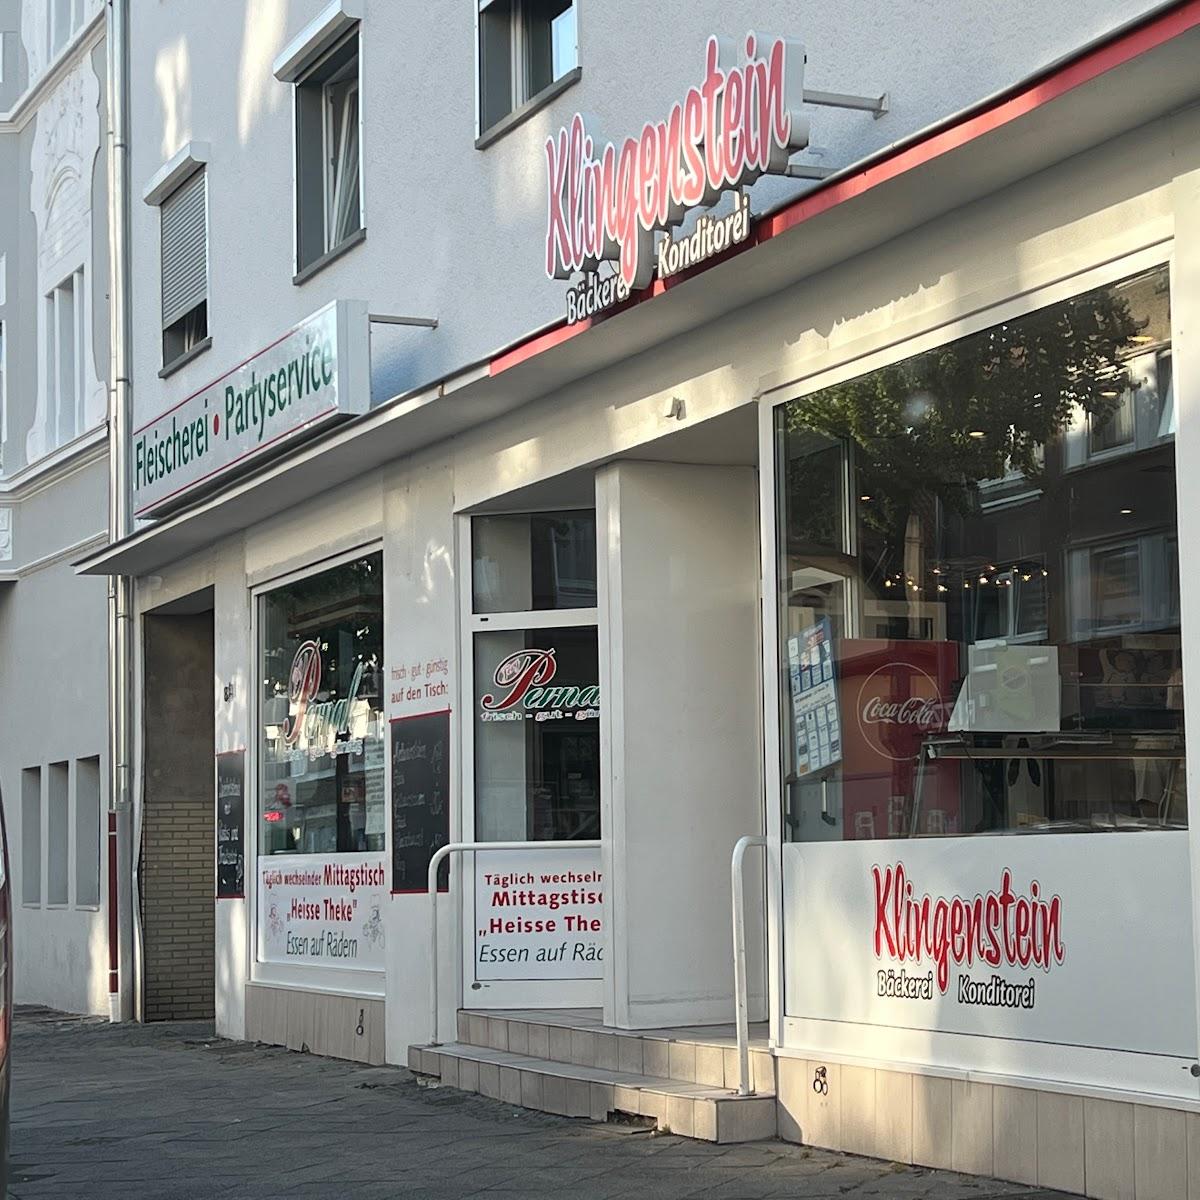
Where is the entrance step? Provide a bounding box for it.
[407,1008,777,1144]
[456,1008,774,1092]
[409,1041,777,1144]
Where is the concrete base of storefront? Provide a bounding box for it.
[409,1009,777,1143]
[412,1010,1200,1196]
[775,1054,1198,1200]
[244,983,386,1065]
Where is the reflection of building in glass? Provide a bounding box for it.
[778,265,1184,842]
[259,553,386,855]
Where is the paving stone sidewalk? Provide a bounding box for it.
[8,1007,1072,1200]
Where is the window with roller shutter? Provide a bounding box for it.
[160,168,209,371]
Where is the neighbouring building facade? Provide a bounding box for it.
[70,0,1200,1195]
[0,0,112,1017]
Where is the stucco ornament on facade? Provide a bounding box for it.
[27,55,104,464]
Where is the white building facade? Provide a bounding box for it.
[1,0,112,1017]
[79,1,1200,1194]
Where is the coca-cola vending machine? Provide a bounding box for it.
[838,639,960,839]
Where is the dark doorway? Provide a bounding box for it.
[141,593,215,1020]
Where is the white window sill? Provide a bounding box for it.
[476,66,583,151]
[293,226,366,286]
[159,336,213,379]
[0,424,107,494]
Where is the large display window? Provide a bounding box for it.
[256,550,387,975]
[774,263,1196,1094]
[259,552,385,851]
[775,264,1183,841]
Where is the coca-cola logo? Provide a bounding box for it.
[861,694,943,728]
[856,663,945,762]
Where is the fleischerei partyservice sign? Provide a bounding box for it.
[132,299,369,516]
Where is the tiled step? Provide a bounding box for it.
[455,1009,775,1093]
[408,1040,777,1144]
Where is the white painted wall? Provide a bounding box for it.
[597,460,764,1028]
[126,0,1170,442]
[0,6,112,1016]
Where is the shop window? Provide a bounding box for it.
[75,756,100,908]
[258,552,384,855]
[159,168,209,371]
[20,767,40,906]
[294,28,362,277]
[478,0,578,137]
[472,510,596,613]
[775,263,1184,841]
[44,269,84,450]
[474,626,600,841]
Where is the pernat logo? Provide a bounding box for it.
[279,640,364,750]
[282,641,322,746]
[545,33,807,296]
[872,862,1065,995]
[856,663,945,762]
[480,648,600,721]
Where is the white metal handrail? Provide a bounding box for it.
[731,835,768,1096]
[426,839,602,1046]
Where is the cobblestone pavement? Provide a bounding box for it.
[8,1008,1072,1200]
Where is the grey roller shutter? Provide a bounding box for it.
[160,169,207,329]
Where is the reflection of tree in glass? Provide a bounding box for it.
[786,285,1140,548]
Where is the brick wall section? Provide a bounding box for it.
[141,611,215,1021]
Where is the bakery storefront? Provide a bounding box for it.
[79,7,1200,1189]
[769,260,1194,1104]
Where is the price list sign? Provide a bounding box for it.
[788,617,843,776]
[390,710,451,893]
[216,750,246,898]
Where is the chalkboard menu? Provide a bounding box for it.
[391,710,450,892]
[216,751,245,898]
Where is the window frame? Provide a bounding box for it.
[474,0,581,147]
[292,26,365,282]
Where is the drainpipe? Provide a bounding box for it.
[105,0,135,1023]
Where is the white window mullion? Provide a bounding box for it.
[54,285,67,445]
[44,294,56,447]
[511,0,525,110]
[74,269,85,436]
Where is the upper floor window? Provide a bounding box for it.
[44,269,84,450]
[478,0,577,137]
[295,28,362,277]
[48,0,88,56]
[159,167,209,372]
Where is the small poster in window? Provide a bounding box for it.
[788,617,842,776]
[390,709,451,893]
[216,750,245,899]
